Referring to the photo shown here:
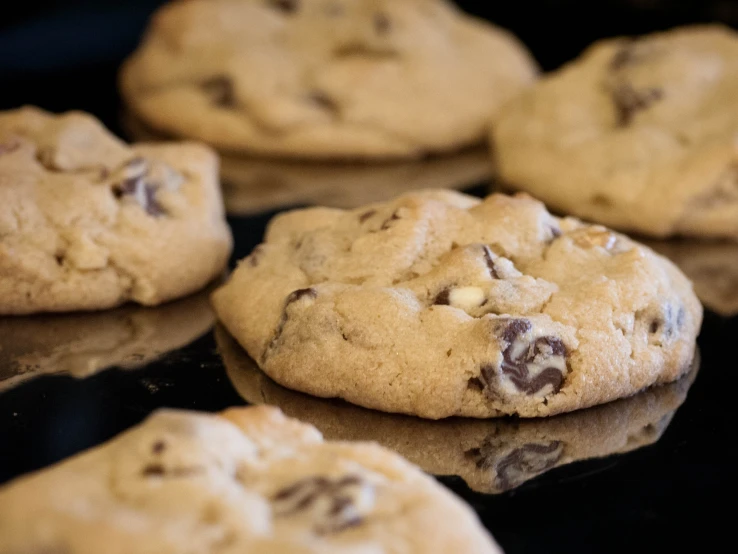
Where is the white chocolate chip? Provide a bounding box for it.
[449,286,486,311]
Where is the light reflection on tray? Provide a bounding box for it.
[217,326,698,494]
[0,289,215,392]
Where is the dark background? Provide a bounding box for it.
[1,2,737,553]
[1,0,738,130]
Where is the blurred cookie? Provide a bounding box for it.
[212,189,702,419]
[0,107,232,314]
[492,25,738,240]
[0,288,215,393]
[218,327,698,494]
[646,239,738,316]
[0,406,501,554]
[122,110,492,214]
[120,0,537,159]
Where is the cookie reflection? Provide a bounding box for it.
[219,148,492,215]
[0,289,215,392]
[217,326,697,494]
[124,111,492,214]
[646,239,738,317]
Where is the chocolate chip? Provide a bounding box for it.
[113,176,165,217]
[0,141,20,156]
[380,211,400,230]
[359,209,376,223]
[433,288,451,306]
[263,288,317,360]
[273,475,371,534]
[287,288,317,304]
[610,45,638,71]
[306,90,339,114]
[547,225,562,243]
[142,463,165,476]
[334,44,398,59]
[467,376,484,391]
[495,442,564,491]
[268,0,299,13]
[590,194,614,207]
[482,245,500,279]
[676,306,685,329]
[152,440,166,454]
[610,83,663,126]
[645,303,683,343]
[374,12,391,35]
[481,319,568,396]
[142,464,202,478]
[202,75,235,107]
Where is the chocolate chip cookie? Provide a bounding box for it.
[212,189,702,419]
[120,0,537,159]
[219,326,698,493]
[0,107,232,314]
[492,25,738,240]
[0,406,501,553]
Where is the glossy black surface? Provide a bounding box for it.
[1,2,737,552]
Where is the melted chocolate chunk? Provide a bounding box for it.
[481,319,567,396]
[433,288,451,306]
[112,158,166,217]
[495,442,564,491]
[611,83,663,126]
[374,12,391,35]
[269,0,299,13]
[113,178,165,216]
[646,303,684,343]
[202,76,236,107]
[482,245,500,279]
[263,288,317,360]
[359,209,376,223]
[273,475,370,534]
[464,440,563,491]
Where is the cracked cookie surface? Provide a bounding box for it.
[0,107,232,314]
[0,406,501,554]
[212,189,701,418]
[492,25,738,240]
[120,0,537,159]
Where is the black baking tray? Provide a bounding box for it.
[1,2,736,552]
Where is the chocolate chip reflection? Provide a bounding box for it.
[217,327,698,494]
